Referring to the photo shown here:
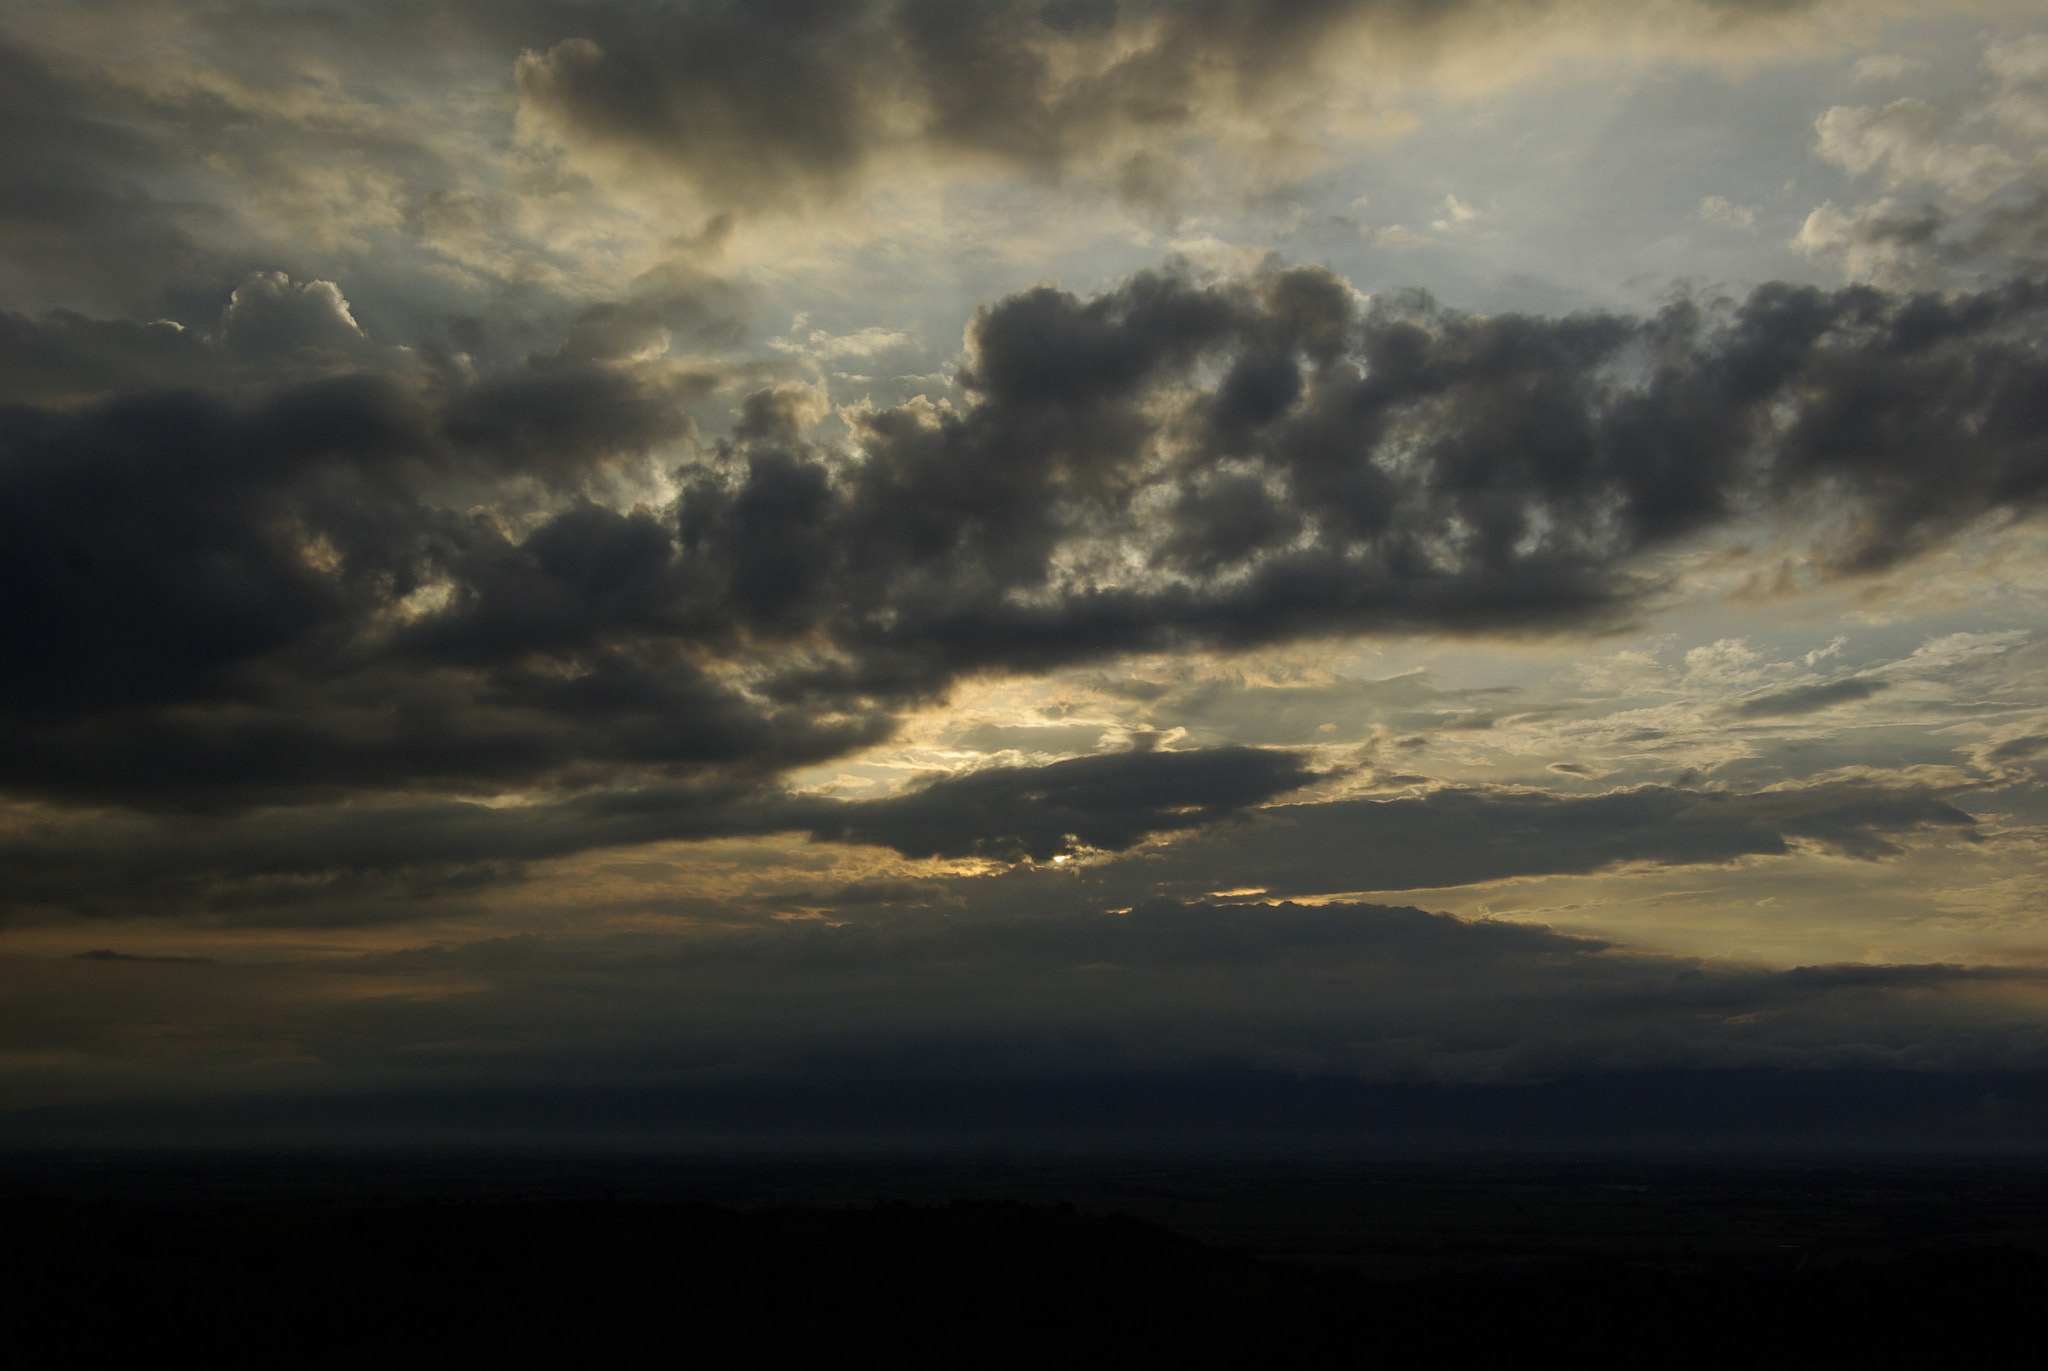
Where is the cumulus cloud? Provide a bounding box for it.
[220,272,369,359]
[1799,38,2048,287]
[679,264,2048,705]
[1794,196,1947,282]
[1814,99,2016,200]
[1,259,2045,826]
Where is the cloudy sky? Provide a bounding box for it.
[4,0,2048,1142]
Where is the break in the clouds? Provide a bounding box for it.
[2,0,2047,1143]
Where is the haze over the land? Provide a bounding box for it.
[4,0,2048,1139]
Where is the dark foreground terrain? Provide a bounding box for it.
[6,1154,2046,1365]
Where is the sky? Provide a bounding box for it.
[4,0,2048,1147]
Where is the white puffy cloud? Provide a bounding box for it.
[1813,99,2015,200]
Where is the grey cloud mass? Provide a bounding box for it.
[0,768,1978,927]
[4,265,2045,815]
[510,0,1854,212]
[1726,676,1890,718]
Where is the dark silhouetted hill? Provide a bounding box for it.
[6,1192,2044,1366]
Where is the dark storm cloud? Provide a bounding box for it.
[0,376,426,717]
[683,266,1652,710]
[509,0,1835,209]
[441,363,702,481]
[513,4,891,208]
[3,259,2045,831]
[1766,275,2048,570]
[672,266,2048,708]
[0,303,848,811]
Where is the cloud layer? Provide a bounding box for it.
[3,2,2046,1137]
[3,262,2044,822]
